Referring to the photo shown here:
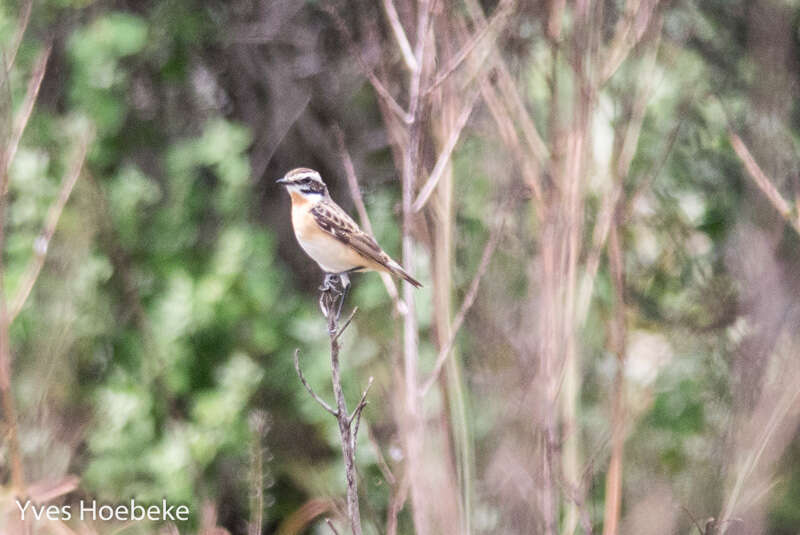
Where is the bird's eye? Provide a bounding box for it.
[301,178,312,184]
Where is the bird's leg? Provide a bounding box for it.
[319,272,336,293]
[334,273,351,323]
[319,273,337,319]
[318,273,351,323]
[319,273,347,321]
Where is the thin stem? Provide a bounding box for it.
[323,5,411,124]
[293,349,338,417]
[423,0,514,97]
[419,219,503,397]
[333,306,359,344]
[412,85,482,213]
[10,131,91,322]
[8,0,34,70]
[381,0,418,72]
[298,278,371,535]
[730,131,800,235]
[6,45,51,180]
[326,518,341,535]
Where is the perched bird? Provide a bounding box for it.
[277,168,422,313]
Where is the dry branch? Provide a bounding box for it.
[424,0,514,97]
[8,0,34,70]
[294,278,372,535]
[323,5,411,124]
[412,85,481,213]
[293,349,338,417]
[381,0,418,72]
[729,131,800,235]
[9,130,92,322]
[5,45,51,180]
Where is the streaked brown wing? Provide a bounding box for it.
[311,201,391,268]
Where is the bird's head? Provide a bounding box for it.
[277,168,328,200]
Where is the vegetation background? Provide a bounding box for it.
[1,0,800,534]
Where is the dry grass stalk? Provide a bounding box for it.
[419,215,504,397]
[729,132,800,235]
[5,45,51,180]
[10,130,92,322]
[7,0,33,69]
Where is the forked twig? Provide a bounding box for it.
[296,278,372,535]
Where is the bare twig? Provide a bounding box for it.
[367,425,396,486]
[323,5,411,124]
[333,306,359,344]
[6,45,51,179]
[325,281,363,535]
[333,127,406,315]
[350,377,374,458]
[9,131,92,322]
[424,0,514,97]
[624,117,684,220]
[8,0,34,69]
[381,0,418,72]
[419,217,504,397]
[325,518,341,535]
[729,131,800,235]
[599,0,660,86]
[298,277,373,535]
[293,349,338,417]
[412,85,482,213]
[349,377,374,424]
[248,411,269,535]
[386,467,410,535]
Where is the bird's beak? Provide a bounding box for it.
[276,177,290,185]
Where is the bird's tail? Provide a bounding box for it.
[388,260,423,288]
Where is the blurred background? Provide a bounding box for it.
[1,0,800,534]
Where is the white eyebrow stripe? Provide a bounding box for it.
[290,172,322,181]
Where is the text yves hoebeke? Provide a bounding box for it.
[16,499,190,522]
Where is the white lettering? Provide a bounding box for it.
[81,499,97,520]
[130,499,145,521]
[98,505,114,521]
[175,505,189,521]
[15,500,31,521]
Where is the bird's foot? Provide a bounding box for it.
[318,273,350,324]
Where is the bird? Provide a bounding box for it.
[277,167,422,317]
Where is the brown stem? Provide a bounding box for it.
[295,279,370,535]
[327,299,362,535]
[602,211,627,535]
